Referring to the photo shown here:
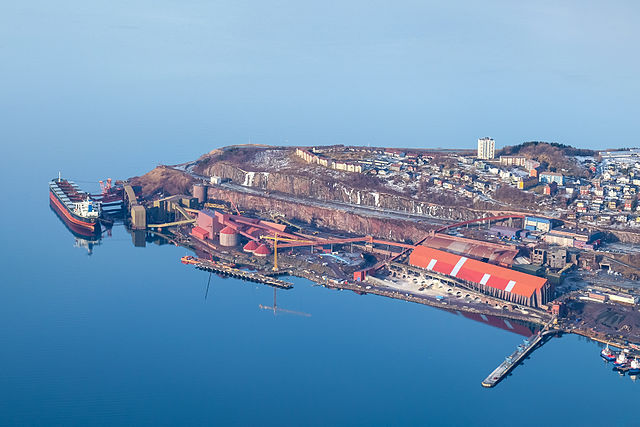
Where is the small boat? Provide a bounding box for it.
[601,344,617,362]
[629,358,640,375]
[181,255,200,265]
[614,351,628,368]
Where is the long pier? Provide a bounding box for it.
[192,259,294,289]
[481,328,557,388]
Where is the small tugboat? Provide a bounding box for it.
[629,358,640,375]
[614,351,628,369]
[601,344,617,362]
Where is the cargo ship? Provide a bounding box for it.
[49,174,102,235]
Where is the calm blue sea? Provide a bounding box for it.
[0,176,637,426]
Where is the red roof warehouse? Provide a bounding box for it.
[409,246,551,307]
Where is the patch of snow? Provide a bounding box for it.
[243,171,255,186]
[371,192,380,207]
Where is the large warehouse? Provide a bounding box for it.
[409,246,552,307]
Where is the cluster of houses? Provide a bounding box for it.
[295,145,640,227]
[295,146,427,178]
[469,150,640,227]
[295,147,363,173]
[563,150,640,227]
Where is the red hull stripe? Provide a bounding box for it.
[49,191,96,230]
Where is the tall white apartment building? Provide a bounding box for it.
[477,137,495,159]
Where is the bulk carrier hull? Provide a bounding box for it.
[49,205,101,239]
[49,194,100,236]
[49,177,101,236]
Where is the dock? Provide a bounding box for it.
[481,329,557,388]
[191,259,294,289]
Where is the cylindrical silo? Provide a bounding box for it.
[219,226,238,246]
[193,183,207,204]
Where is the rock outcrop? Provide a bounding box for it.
[129,166,196,197]
[206,186,437,243]
[200,160,496,222]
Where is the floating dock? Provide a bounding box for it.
[482,329,556,388]
[188,258,294,289]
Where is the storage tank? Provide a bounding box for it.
[254,244,271,257]
[219,226,238,246]
[193,183,207,203]
[243,240,259,253]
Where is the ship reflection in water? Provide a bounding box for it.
[50,206,102,255]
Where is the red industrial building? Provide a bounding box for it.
[191,226,210,240]
[193,209,221,238]
[409,246,551,307]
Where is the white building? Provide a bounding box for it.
[477,137,495,160]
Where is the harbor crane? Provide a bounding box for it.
[228,197,243,215]
[98,178,112,194]
[260,233,314,271]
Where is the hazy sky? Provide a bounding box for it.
[1,1,639,177]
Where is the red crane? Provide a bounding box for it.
[98,178,112,195]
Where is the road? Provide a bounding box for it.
[217,181,451,226]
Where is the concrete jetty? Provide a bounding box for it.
[482,328,557,388]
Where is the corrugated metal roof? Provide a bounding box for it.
[258,220,287,232]
[409,246,547,298]
[420,234,518,266]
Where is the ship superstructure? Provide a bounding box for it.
[614,351,628,368]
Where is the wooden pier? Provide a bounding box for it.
[191,259,294,289]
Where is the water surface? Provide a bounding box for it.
[0,209,636,425]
